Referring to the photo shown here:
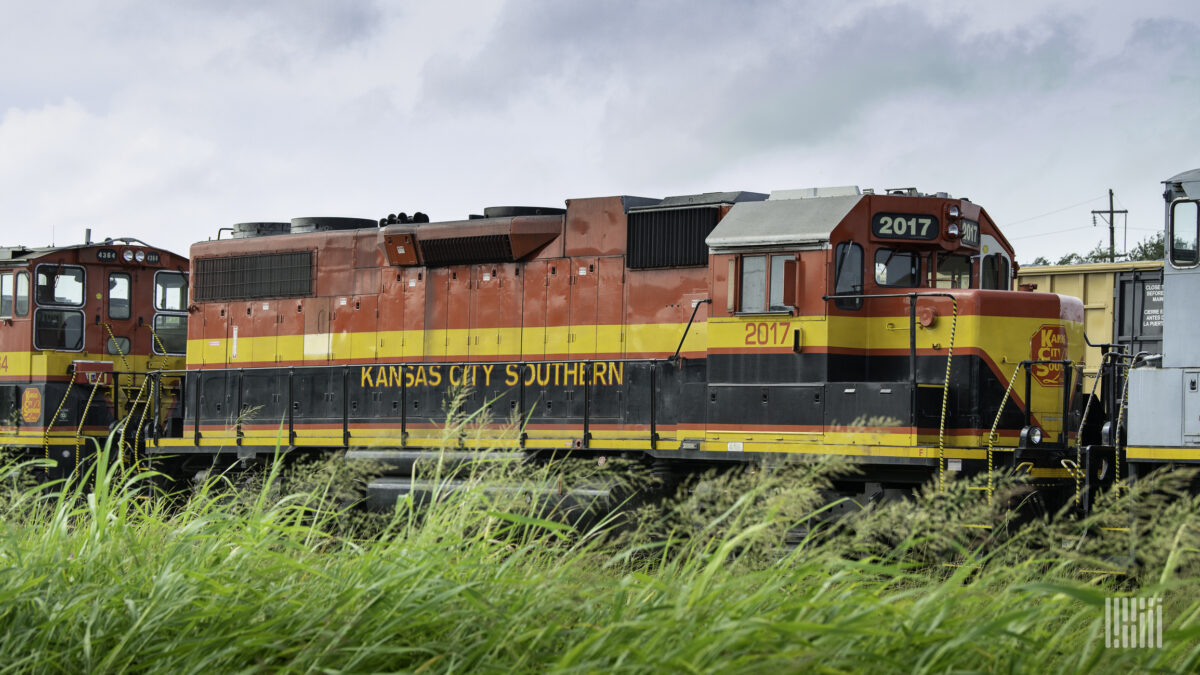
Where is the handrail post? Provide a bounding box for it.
[582,361,591,448]
[400,364,408,448]
[650,361,658,450]
[287,368,295,446]
[909,293,919,429]
[1060,362,1073,445]
[670,299,711,362]
[342,366,350,447]
[192,371,201,445]
[519,363,527,449]
[909,293,918,385]
[151,371,160,445]
[1023,364,1033,429]
[236,369,244,445]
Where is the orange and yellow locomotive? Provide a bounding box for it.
[0,237,188,473]
[150,186,1087,507]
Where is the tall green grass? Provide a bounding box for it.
[0,429,1197,673]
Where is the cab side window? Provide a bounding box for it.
[1170,200,1199,267]
[736,254,796,313]
[834,242,863,310]
[153,271,189,355]
[980,254,1011,290]
[35,266,85,306]
[15,272,29,317]
[0,274,11,318]
[740,255,767,313]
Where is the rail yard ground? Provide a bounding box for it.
[0,432,1198,673]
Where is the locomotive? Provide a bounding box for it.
[144,185,1094,510]
[0,237,188,474]
[1124,169,1200,475]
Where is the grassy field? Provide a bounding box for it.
[0,434,1198,673]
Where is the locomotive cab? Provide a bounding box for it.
[706,187,1083,478]
[1126,169,1200,468]
[0,238,189,472]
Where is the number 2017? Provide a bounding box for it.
[877,216,932,237]
[744,322,791,345]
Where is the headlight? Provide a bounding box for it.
[1020,425,1044,447]
[947,223,961,238]
[122,249,134,262]
[949,205,961,218]
[135,250,146,262]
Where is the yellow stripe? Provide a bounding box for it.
[1126,446,1200,461]
[1028,467,1074,479]
[152,424,1009,462]
[1,351,183,379]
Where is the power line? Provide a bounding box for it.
[1008,225,1094,240]
[1007,195,1106,226]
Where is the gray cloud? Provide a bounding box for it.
[0,0,1195,263]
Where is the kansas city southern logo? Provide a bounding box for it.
[20,388,41,424]
[1031,325,1067,387]
[360,362,626,390]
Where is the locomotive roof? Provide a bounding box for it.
[1165,168,1200,199]
[0,240,180,266]
[0,245,55,263]
[705,192,861,250]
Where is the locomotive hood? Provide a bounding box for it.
[704,189,861,252]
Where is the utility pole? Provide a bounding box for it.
[1092,189,1128,262]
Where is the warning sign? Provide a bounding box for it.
[20,388,41,424]
[1031,325,1067,386]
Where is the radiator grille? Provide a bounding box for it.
[627,207,718,269]
[194,251,314,301]
[419,235,514,266]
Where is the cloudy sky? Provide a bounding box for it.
[1,0,1196,264]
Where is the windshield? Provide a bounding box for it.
[874,249,921,288]
[934,253,973,289]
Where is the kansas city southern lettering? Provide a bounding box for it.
[360,362,625,389]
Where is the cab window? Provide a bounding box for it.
[34,309,84,351]
[874,249,921,288]
[834,242,863,310]
[737,254,794,313]
[35,265,85,306]
[155,272,188,311]
[934,253,973,289]
[1170,200,1199,267]
[740,256,767,313]
[153,315,187,355]
[15,272,29,317]
[0,274,11,317]
[767,254,793,311]
[109,273,131,320]
[153,271,188,355]
[980,254,1011,290]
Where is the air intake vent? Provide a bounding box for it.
[290,217,377,234]
[626,207,719,269]
[194,251,314,301]
[232,222,290,239]
[419,235,514,266]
